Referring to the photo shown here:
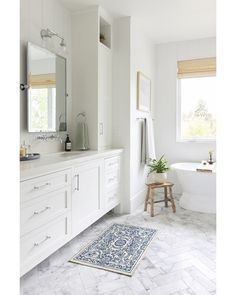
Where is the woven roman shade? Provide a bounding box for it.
[29,73,56,88]
[177,57,216,79]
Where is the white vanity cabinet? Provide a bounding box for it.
[20,149,122,276]
[71,159,104,237]
[20,169,72,275]
[104,156,120,211]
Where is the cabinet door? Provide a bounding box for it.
[72,159,103,236]
[98,43,112,149]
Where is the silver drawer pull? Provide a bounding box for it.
[33,206,51,215]
[34,182,51,190]
[34,235,51,247]
[74,174,80,191]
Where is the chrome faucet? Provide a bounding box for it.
[36,134,63,143]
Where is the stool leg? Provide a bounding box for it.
[164,187,168,208]
[150,189,154,217]
[169,186,176,213]
[144,187,150,211]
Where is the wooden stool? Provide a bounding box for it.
[144,182,176,217]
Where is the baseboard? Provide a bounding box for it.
[130,188,146,213]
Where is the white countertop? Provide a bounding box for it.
[20,149,123,181]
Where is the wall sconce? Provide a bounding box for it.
[40,28,66,50]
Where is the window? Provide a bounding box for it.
[29,87,56,132]
[177,58,216,142]
[28,72,56,132]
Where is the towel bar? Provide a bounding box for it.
[136,117,155,121]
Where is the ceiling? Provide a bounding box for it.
[60,0,216,44]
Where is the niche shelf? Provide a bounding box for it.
[99,17,111,49]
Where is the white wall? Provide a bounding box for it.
[130,21,156,211]
[154,38,216,192]
[20,0,71,154]
[112,17,132,212]
[112,17,157,213]
[71,9,99,151]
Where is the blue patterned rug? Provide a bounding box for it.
[69,223,157,276]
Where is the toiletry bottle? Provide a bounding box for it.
[23,140,28,156]
[20,145,26,157]
[65,134,72,152]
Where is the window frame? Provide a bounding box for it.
[176,78,216,143]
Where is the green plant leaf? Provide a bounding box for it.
[148,154,169,174]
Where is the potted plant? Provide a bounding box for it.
[147,155,169,184]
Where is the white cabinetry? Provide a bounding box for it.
[20,169,72,275]
[98,43,112,149]
[20,150,122,276]
[21,188,70,236]
[72,159,104,237]
[71,7,113,150]
[104,156,120,211]
[21,215,70,275]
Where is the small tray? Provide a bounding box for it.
[20,153,40,161]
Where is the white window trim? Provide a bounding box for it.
[47,88,56,132]
[176,79,216,143]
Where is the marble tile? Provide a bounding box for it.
[149,280,187,295]
[183,276,212,295]
[185,266,216,293]
[21,200,216,295]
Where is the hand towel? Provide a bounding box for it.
[77,121,89,150]
[146,116,156,162]
[140,116,156,164]
[140,119,147,164]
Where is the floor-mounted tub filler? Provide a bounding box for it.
[171,162,216,214]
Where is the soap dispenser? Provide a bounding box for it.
[65,134,72,152]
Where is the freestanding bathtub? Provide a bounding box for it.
[171,162,216,213]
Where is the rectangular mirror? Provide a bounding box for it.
[27,42,67,132]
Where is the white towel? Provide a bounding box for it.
[140,117,156,164]
[140,119,146,164]
[146,116,156,162]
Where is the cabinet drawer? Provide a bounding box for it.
[106,187,120,206]
[21,215,70,270]
[21,187,71,236]
[21,169,71,203]
[105,156,120,172]
[105,169,120,191]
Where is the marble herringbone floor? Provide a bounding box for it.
[21,198,216,295]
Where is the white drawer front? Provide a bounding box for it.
[105,156,120,172]
[21,215,70,270]
[21,188,71,236]
[105,169,120,191]
[21,169,71,203]
[106,187,120,206]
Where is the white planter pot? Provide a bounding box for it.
[147,172,167,184]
